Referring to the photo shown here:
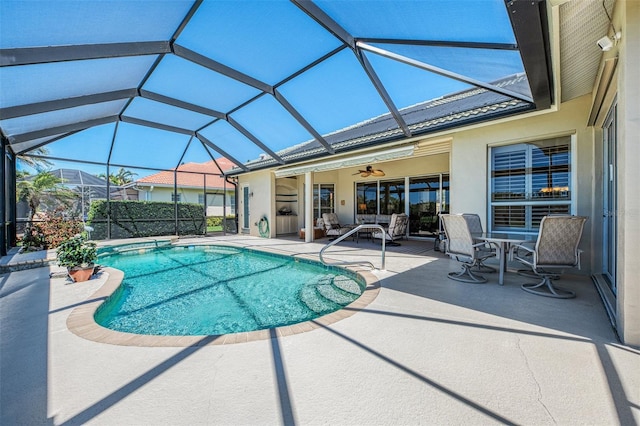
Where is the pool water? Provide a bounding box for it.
[94,245,364,336]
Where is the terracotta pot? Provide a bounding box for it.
[68,265,95,283]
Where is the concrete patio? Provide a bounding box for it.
[1,235,638,425]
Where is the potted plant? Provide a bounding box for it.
[57,234,98,282]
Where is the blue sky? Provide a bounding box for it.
[5,0,525,179]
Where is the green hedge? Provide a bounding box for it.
[87,200,205,240]
[206,215,236,227]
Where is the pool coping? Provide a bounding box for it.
[66,244,381,346]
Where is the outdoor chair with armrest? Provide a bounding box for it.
[322,213,352,240]
[462,213,497,273]
[511,215,587,298]
[372,213,408,246]
[441,214,497,284]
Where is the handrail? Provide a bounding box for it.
[319,224,386,271]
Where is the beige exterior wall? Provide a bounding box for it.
[450,94,595,272]
[235,0,639,346]
[614,0,640,346]
[140,187,235,217]
[239,169,274,237]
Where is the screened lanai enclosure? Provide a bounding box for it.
[0,0,554,254]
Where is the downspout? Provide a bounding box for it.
[223,175,226,236]
[225,176,238,234]
[174,169,178,236]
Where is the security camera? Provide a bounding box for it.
[597,36,614,51]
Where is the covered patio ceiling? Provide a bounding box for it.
[0,0,552,176]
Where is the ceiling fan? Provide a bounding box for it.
[353,165,385,178]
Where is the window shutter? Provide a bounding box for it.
[492,149,526,200]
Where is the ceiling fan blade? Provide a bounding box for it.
[361,172,369,177]
[371,170,385,176]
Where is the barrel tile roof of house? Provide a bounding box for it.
[136,159,234,190]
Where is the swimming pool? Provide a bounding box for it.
[94,245,366,336]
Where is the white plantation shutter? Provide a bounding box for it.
[490,137,571,232]
[492,148,526,201]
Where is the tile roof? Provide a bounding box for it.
[233,74,533,172]
[136,158,235,190]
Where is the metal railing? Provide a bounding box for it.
[319,224,386,271]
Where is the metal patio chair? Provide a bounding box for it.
[441,214,496,283]
[463,213,497,273]
[511,215,587,298]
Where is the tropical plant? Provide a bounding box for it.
[17,147,53,172]
[97,167,137,186]
[17,171,75,222]
[19,223,47,251]
[56,234,97,268]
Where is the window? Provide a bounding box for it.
[198,194,204,204]
[242,185,250,229]
[229,192,236,212]
[171,193,181,202]
[313,184,334,218]
[490,136,572,232]
[356,182,377,214]
[205,193,224,206]
[379,179,405,215]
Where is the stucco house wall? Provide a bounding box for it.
[235,0,639,346]
[450,94,595,272]
[239,169,273,236]
[140,186,235,217]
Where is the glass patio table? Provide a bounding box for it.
[472,232,535,285]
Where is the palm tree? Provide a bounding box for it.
[17,147,53,172]
[97,168,137,186]
[17,171,75,223]
[113,167,137,185]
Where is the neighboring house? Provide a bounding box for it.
[18,169,114,222]
[232,3,639,346]
[135,158,236,217]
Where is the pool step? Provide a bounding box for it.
[300,285,340,314]
[300,275,363,314]
[331,275,362,295]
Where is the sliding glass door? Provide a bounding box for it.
[356,182,377,214]
[313,184,335,219]
[355,174,449,238]
[379,179,405,215]
[603,104,617,293]
[408,175,449,237]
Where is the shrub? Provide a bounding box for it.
[56,234,97,268]
[18,209,83,250]
[19,223,47,251]
[39,211,83,248]
[207,216,236,227]
[87,200,205,240]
